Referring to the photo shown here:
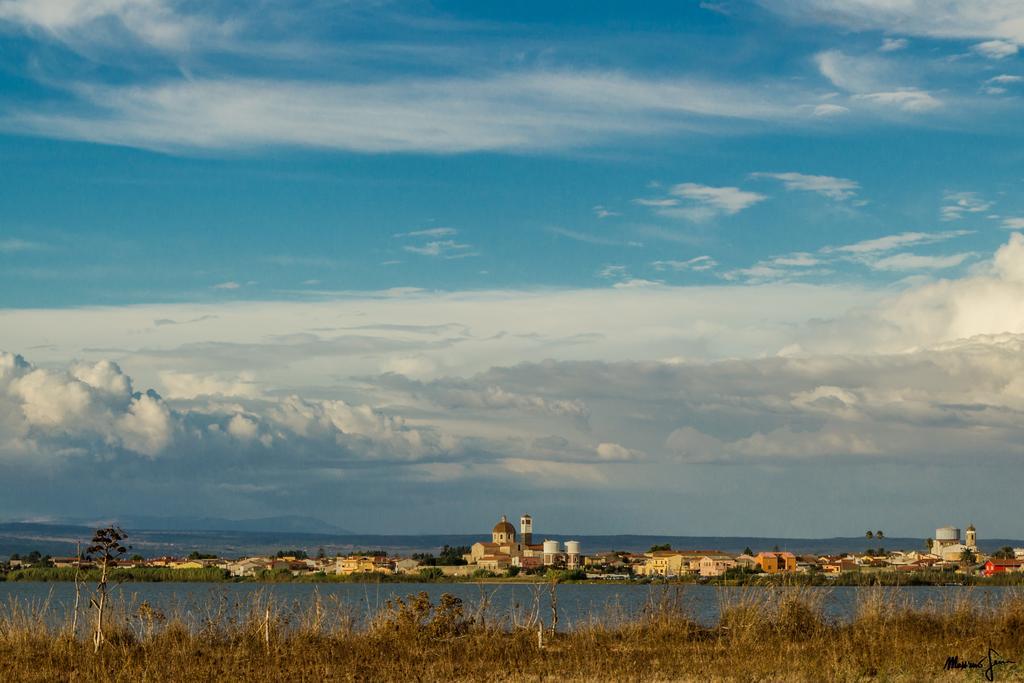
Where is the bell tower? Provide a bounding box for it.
[966,524,977,549]
[520,514,533,546]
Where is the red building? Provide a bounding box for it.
[983,559,1024,577]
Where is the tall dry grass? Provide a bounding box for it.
[2,585,1024,681]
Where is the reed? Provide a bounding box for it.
[1,586,1023,681]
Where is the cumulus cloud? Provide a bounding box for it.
[0,351,454,464]
[159,371,260,399]
[11,236,1024,527]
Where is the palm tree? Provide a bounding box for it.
[925,538,933,551]
[875,530,884,539]
[865,531,874,539]
[959,548,977,569]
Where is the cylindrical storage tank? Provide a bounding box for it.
[935,527,959,541]
[543,539,560,566]
[565,540,581,569]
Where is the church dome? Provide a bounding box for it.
[493,516,516,536]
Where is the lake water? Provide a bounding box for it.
[1,582,1020,631]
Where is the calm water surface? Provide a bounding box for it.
[1,582,1019,630]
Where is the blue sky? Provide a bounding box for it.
[3,1,1024,537]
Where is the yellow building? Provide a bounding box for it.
[637,551,694,577]
[336,556,393,575]
[755,552,797,574]
[168,560,205,570]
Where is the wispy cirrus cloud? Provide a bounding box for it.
[395,227,477,259]
[760,1,1024,44]
[394,227,458,239]
[751,171,860,201]
[2,72,819,155]
[868,252,973,271]
[651,256,718,272]
[0,238,46,253]
[636,182,766,222]
[941,191,992,221]
[879,38,908,52]
[0,0,233,52]
[823,230,972,255]
[973,40,1019,60]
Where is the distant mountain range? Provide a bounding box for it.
[2,519,1021,559]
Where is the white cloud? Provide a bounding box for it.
[592,205,619,219]
[394,227,457,238]
[0,0,229,51]
[868,251,972,271]
[760,1,1024,44]
[1003,218,1024,230]
[651,256,718,272]
[825,230,971,254]
[751,171,860,200]
[855,89,941,112]
[973,40,1019,59]
[770,252,821,267]
[812,103,850,117]
[649,182,767,221]
[403,240,476,259]
[3,71,815,154]
[880,37,908,52]
[942,191,992,220]
[633,198,680,207]
[213,281,241,290]
[0,238,46,253]
[988,74,1024,84]
[595,442,643,461]
[159,371,260,399]
[815,50,891,93]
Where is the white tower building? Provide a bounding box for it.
[520,514,533,546]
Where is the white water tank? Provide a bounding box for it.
[936,526,960,541]
[565,540,581,569]
[543,539,561,566]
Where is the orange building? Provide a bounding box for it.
[755,551,797,574]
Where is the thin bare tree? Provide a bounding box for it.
[85,526,130,652]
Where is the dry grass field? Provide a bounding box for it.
[2,586,1024,681]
